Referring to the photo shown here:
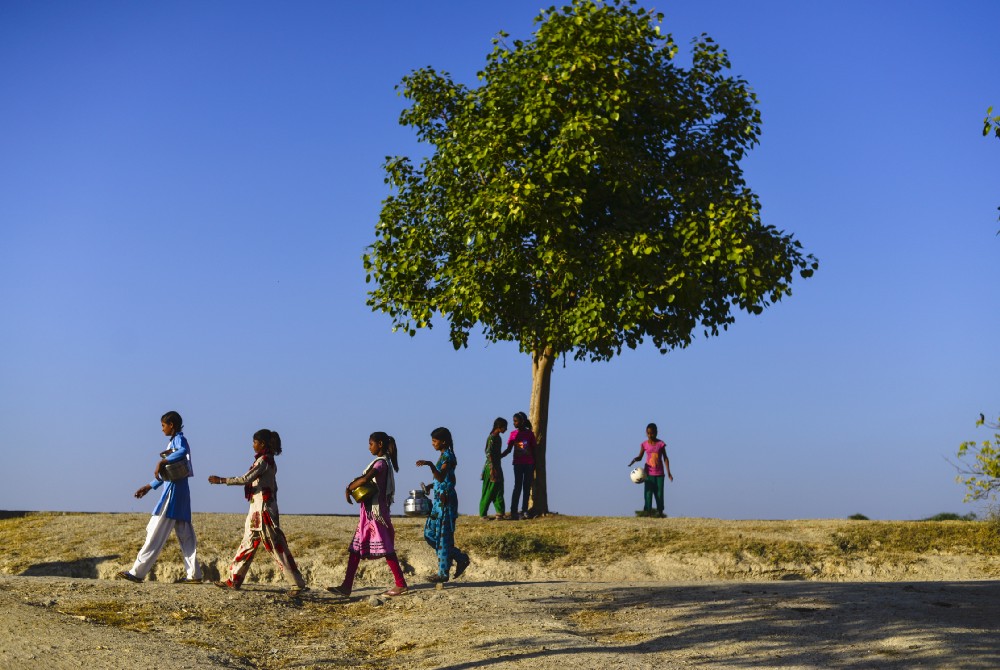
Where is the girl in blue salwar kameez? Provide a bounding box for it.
[117,411,202,583]
[417,426,470,583]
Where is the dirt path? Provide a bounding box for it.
[3,513,1000,668]
[3,575,999,669]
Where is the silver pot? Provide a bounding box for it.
[403,489,431,517]
[159,459,191,481]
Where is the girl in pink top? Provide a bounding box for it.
[629,423,673,518]
[328,432,408,598]
[507,411,536,520]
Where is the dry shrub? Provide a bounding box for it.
[464,530,568,562]
[831,521,1000,555]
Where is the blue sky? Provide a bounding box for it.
[1,1,997,520]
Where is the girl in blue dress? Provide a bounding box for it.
[117,410,202,583]
[416,426,469,583]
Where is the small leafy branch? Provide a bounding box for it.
[955,413,1000,502]
[986,106,999,224]
[984,106,1000,140]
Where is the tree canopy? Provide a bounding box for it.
[364,0,817,513]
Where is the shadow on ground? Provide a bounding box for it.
[438,581,1000,669]
[21,555,120,578]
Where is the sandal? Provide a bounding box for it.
[426,574,449,583]
[116,570,142,584]
[382,585,408,597]
[287,585,309,597]
[213,580,240,590]
[326,585,351,598]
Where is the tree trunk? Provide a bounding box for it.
[528,347,555,515]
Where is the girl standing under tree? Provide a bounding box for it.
[507,411,536,520]
[117,411,203,584]
[208,429,307,595]
[479,417,508,519]
[629,422,673,518]
[417,426,470,583]
[328,432,408,598]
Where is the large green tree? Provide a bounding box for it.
[364,0,817,514]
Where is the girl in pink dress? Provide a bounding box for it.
[328,432,408,598]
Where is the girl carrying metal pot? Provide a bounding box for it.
[328,432,409,598]
[417,426,470,583]
[116,410,203,585]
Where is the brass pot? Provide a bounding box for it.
[350,481,377,503]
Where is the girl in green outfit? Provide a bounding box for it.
[479,417,509,519]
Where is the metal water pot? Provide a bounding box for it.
[159,459,191,481]
[349,481,377,503]
[404,488,431,517]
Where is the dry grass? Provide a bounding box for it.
[3,512,1000,587]
[58,600,158,632]
[456,514,1000,580]
[831,521,1000,555]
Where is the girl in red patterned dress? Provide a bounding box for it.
[328,432,408,598]
[208,429,307,595]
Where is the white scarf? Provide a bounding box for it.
[362,456,394,524]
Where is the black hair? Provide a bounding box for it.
[492,416,508,431]
[646,423,658,437]
[161,410,183,433]
[254,428,282,456]
[431,426,453,449]
[369,431,400,472]
[514,411,533,431]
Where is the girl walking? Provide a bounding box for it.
[208,429,307,595]
[417,426,469,583]
[507,412,536,520]
[628,422,673,518]
[328,432,408,598]
[117,411,202,584]
[479,417,508,519]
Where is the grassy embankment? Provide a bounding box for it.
[2,510,999,581]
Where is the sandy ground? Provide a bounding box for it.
[2,512,999,669]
